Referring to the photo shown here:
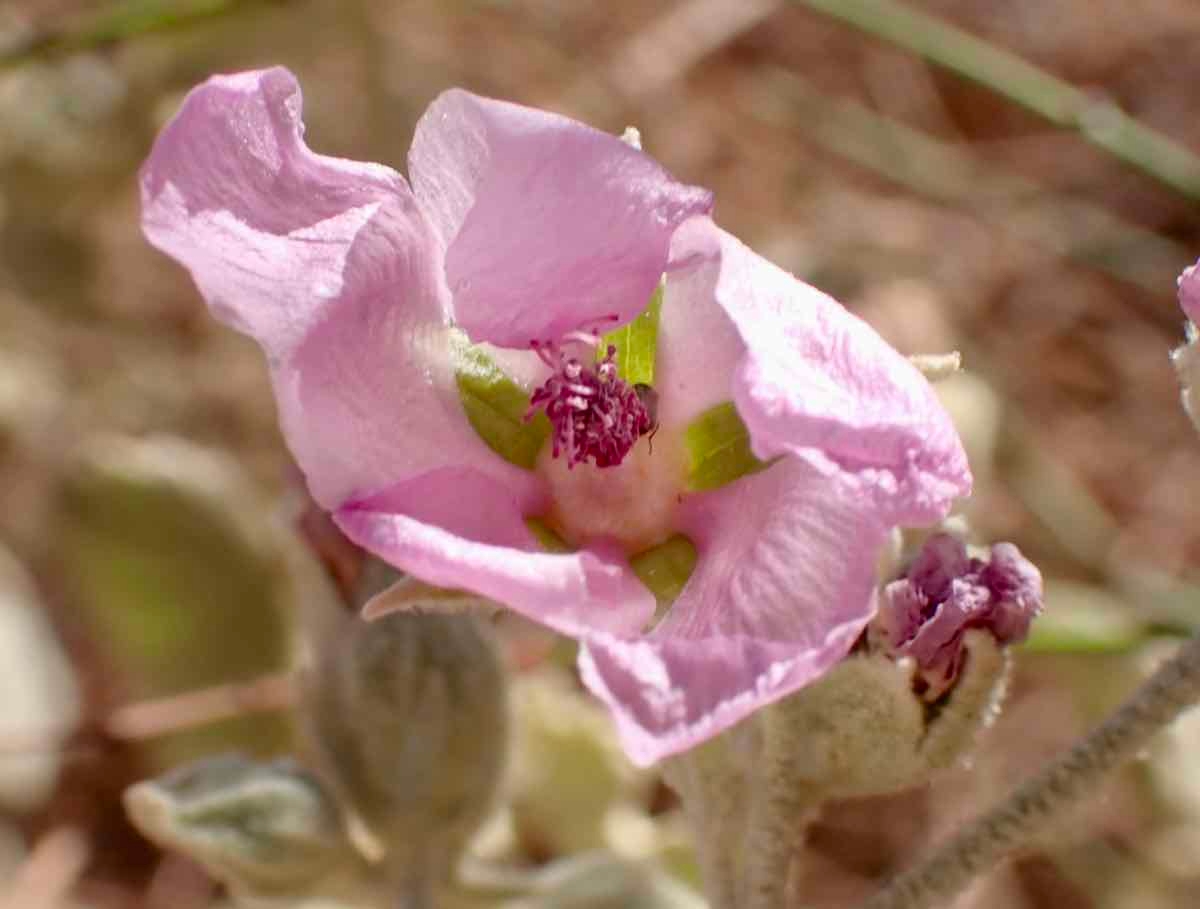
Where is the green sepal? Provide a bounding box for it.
[525,518,574,553]
[601,280,663,386]
[685,402,771,491]
[453,337,550,470]
[630,535,697,604]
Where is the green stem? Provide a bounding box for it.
[0,0,280,68]
[791,0,1200,201]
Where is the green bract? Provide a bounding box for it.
[630,535,698,604]
[601,279,662,385]
[684,402,769,491]
[525,518,573,553]
[453,335,549,470]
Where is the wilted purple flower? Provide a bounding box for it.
[872,534,1043,701]
[140,68,971,764]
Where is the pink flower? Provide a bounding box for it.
[1180,259,1200,324]
[140,67,971,765]
[871,534,1043,700]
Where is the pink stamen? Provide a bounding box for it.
[525,337,654,469]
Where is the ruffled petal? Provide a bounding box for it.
[141,67,421,356]
[408,89,713,348]
[662,218,971,524]
[580,633,849,767]
[141,67,511,507]
[579,457,886,764]
[654,234,746,430]
[335,467,657,637]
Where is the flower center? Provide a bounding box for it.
[525,337,655,469]
[538,427,686,554]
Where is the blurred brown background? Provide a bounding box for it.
[2,1,1200,907]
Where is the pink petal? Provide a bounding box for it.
[141,67,511,508]
[581,633,852,768]
[335,467,657,638]
[654,235,747,430]
[408,89,713,347]
[663,218,971,525]
[141,67,418,356]
[579,457,885,765]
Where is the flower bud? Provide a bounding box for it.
[123,754,375,905]
[758,635,1006,811]
[297,574,509,900]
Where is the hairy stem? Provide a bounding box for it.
[859,630,1200,909]
[744,752,821,909]
[662,741,746,909]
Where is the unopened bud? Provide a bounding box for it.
[298,572,509,900]
[766,630,1008,800]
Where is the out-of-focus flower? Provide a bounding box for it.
[1174,259,1200,433]
[1179,260,1200,324]
[140,67,970,765]
[871,533,1043,700]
